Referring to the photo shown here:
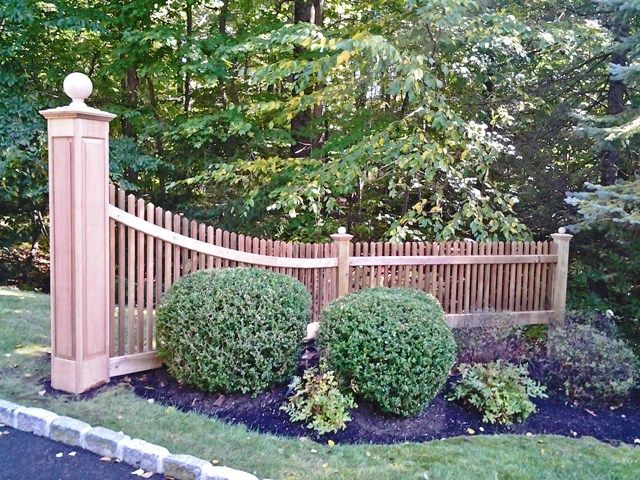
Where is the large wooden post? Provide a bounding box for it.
[550,227,572,326]
[331,227,353,298]
[40,73,116,394]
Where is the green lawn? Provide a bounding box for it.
[1,286,639,480]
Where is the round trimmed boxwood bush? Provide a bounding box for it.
[318,287,456,416]
[156,268,311,395]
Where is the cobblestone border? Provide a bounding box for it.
[0,398,258,480]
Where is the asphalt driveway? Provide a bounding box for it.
[0,427,159,479]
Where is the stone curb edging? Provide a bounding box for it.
[0,398,258,480]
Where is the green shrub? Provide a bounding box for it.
[156,268,311,395]
[318,287,456,416]
[281,363,356,434]
[547,323,638,402]
[565,310,619,338]
[448,361,547,425]
[454,312,544,364]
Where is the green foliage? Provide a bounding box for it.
[3,0,640,325]
[318,287,456,416]
[281,363,356,435]
[155,268,311,395]
[548,323,638,403]
[454,313,544,364]
[566,180,640,229]
[568,228,640,326]
[448,360,547,425]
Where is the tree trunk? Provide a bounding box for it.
[600,42,627,185]
[290,0,324,158]
[219,0,228,34]
[121,66,139,138]
[184,2,193,114]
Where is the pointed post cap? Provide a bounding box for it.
[63,72,93,107]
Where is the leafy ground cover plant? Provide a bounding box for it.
[156,268,311,394]
[565,310,619,338]
[547,323,638,403]
[448,360,547,425]
[281,363,356,434]
[454,312,544,364]
[318,287,456,416]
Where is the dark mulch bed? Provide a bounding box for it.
[125,366,640,446]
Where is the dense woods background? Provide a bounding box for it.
[0,0,638,322]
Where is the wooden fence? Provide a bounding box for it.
[42,73,572,393]
[107,187,571,377]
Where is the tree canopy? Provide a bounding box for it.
[1,0,638,245]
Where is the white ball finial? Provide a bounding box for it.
[337,227,347,235]
[558,227,566,234]
[63,73,93,107]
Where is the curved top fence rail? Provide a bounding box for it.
[109,205,338,269]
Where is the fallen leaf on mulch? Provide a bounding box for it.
[213,394,225,407]
[68,451,76,456]
[55,452,63,458]
[141,471,154,478]
[584,409,597,417]
[466,428,475,435]
[100,456,112,462]
[131,468,145,476]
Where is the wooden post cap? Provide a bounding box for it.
[551,227,572,241]
[63,72,93,107]
[330,228,353,242]
[40,72,115,121]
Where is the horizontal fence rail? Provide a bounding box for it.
[107,185,570,377]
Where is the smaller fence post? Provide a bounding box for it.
[331,227,353,298]
[550,227,572,326]
[40,73,116,394]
